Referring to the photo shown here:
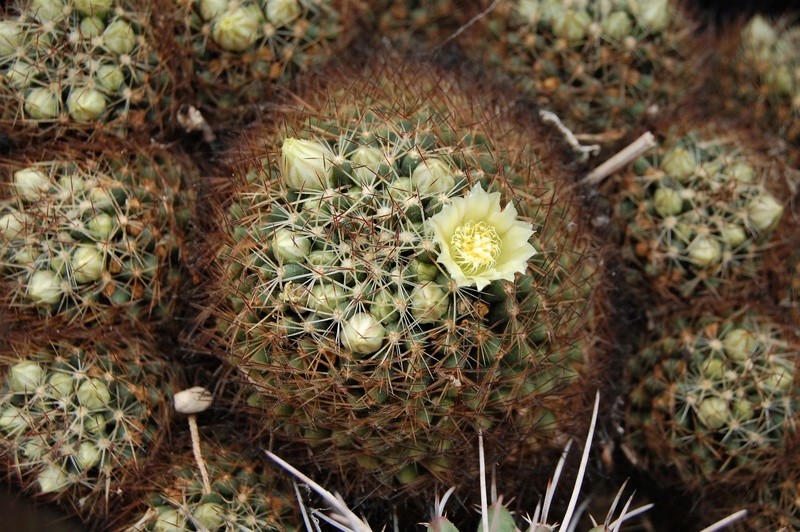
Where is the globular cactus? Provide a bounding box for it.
[0,142,196,326]
[0,333,180,522]
[458,0,698,134]
[121,436,298,531]
[613,132,784,300]
[205,56,603,495]
[734,15,800,144]
[624,308,798,490]
[0,0,170,140]
[167,0,347,115]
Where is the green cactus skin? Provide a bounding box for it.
[624,309,798,490]
[0,142,196,327]
[0,0,171,140]
[205,56,603,494]
[614,132,784,300]
[166,0,346,115]
[122,437,298,531]
[456,0,698,134]
[0,333,180,522]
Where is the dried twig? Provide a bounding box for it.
[579,132,657,186]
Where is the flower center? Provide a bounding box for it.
[450,221,501,274]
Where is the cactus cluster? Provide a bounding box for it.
[736,15,800,143]
[459,0,696,133]
[209,57,602,493]
[0,145,195,325]
[625,310,798,489]
[169,0,344,112]
[0,0,167,138]
[614,132,784,299]
[123,437,298,531]
[0,335,179,519]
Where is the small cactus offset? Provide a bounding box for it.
[206,56,603,494]
[0,333,181,522]
[167,0,347,115]
[0,0,171,141]
[0,141,196,327]
[458,0,698,134]
[624,308,798,490]
[613,132,784,300]
[120,436,299,531]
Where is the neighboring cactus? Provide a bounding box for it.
[207,56,603,494]
[0,0,170,140]
[458,0,698,134]
[0,333,180,522]
[0,142,196,326]
[364,0,475,49]
[120,436,298,531]
[624,309,798,490]
[613,132,784,300]
[167,0,346,115]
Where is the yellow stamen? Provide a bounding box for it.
[450,221,501,275]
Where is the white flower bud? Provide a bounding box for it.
[154,507,186,532]
[103,19,136,55]
[0,406,30,435]
[79,16,105,38]
[660,147,695,182]
[14,167,51,202]
[281,138,334,190]
[719,223,746,248]
[602,11,633,41]
[30,0,68,22]
[5,60,36,89]
[742,15,777,51]
[552,9,591,45]
[701,358,724,380]
[732,399,754,421]
[76,441,102,469]
[0,209,28,240]
[722,328,756,361]
[24,87,60,119]
[76,378,111,409]
[8,361,43,392]
[308,282,344,313]
[95,64,125,92]
[27,270,63,305]
[23,436,49,460]
[48,371,73,396]
[266,0,302,27]
[342,312,386,355]
[350,146,384,185]
[411,158,456,195]
[74,0,112,16]
[688,235,721,267]
[212,5,262,52]
[84,413,107,435]
[697,397,730,430]
[71,244,105,283]
[194,502,225,530]
[272,227,310,263]
[764,363,793,392]
[516,0,541,22]
[86,213,116,240]
[37,463,71,494]
[0,21,22,56]
[652,187,683,217]
[174,386,213,414]
[67,86,107,122]
[729,162,755,183]
[199,0,228,21]
[766,65,794,96]
[637,0,669,33]
[747,193,783,233]
[410,283,448,323]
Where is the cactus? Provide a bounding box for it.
[624,308,798,490]
[0,0,171,140]
[457,0,698,134]
[0,333,180,522]
[167,0,346,116]
[613,132,784,300]
[0,142,196,326]
[121,436,298,531]
[206,56,603,494]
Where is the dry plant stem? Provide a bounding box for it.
[699,510,748,532]
[579,132,657,186]
[539,110,601,161]
[188,415,211,495]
